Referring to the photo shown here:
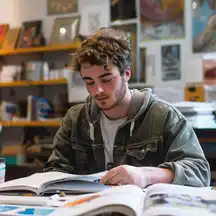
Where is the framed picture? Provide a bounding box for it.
[50,16,80,45]
[110,0,137,22]
[161,44,181,81]
[203,58,216,85]
[47,0,78,15]
[192,0,216,53]
[17,20,42,48]
[139,0,184,41]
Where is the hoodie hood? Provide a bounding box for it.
[85,88,153,141]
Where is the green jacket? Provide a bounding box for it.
[44,89,211,187]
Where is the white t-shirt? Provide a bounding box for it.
[100,112,126,167]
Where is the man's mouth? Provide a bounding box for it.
[96,96,109,101]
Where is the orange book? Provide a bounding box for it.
[0,24,9,48]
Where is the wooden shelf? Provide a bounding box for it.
[0,120,60,127]
[0,43,80,56]
[0,79,67,87]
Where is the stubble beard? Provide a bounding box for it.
[100,78,127,111]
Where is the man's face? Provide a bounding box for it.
[80,62,128,110]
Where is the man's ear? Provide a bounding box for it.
[124,67,131,82]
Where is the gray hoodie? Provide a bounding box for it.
[44,88,211,187]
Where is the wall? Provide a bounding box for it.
[0,0,205,87]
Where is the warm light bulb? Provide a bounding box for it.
[60,27,66,34]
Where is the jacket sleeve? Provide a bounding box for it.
[158,107,211,187]
[43,110,76,173]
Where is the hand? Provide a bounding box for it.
[100,165,149,188]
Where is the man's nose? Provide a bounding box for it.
[95,85,104,94]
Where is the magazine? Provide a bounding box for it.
[0,183,215,216]
[0,171,109,195]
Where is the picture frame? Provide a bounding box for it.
[110,0,137,22]
[161,44,181,82]
[192,0,216,53]
[17,20,42,48]
[47,0,78,15]
[139,0,184,41]
[50,16,80,45]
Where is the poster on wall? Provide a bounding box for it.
[192,0,216,53]
[202,58,216,84]
[161,44,181,81]
[139,0,184,41]
[80,4,109,36]
[47,0,78,15]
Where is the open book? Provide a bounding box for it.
[53,183,216,216]
[0,183,215,216]
[0,171,109,195]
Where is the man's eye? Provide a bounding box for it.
[101,78,112,83]
[86,82,94,86]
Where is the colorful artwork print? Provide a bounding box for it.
[18,20,42,48]
[139,0,184,41]
[202,58,216,84]
[192,0,216,53]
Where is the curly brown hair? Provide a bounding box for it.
[72,27,132,75]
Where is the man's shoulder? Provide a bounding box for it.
[66,103,85,114]
[151,97,184,116]
[149,97,186,123]
[150,97,186,128]
[64,103,86,122]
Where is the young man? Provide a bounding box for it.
[44,28,210,188]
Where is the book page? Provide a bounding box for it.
[0,172,75,193]
[50,185,145,216]
[143,183,216,216]
[0,185,145,216]
[0,171,107,194]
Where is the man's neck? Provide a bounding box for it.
[102,89,131,120]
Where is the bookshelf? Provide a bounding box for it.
[0,120,61,127]
[0,79,67,87]
[0,40,77,174]
[0,43,80,56]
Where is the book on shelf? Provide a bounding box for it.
[0,171,109,195]
[0,183,215,216]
